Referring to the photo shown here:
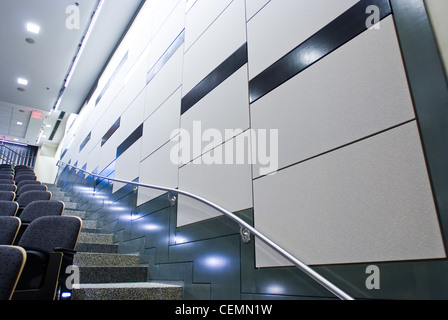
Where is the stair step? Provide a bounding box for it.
[79,233,114,245]
[81,220,97,229]
[63,209,88,219]
[74,252,140,267]
[71,282,183,300]
[76,243,119,254]
[79,266,148,284]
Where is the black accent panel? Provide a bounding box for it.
[181,42,248,115]
[116,124,143,158]
[95,51,129,106]
[248,0,391,103]
[147,30,185,84]
[101,118,121,147]
[79,132,91,152]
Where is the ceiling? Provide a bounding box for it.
[0,0,143,149]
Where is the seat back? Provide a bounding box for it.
[0,201,19,217]
[0,217,21,245]
[0,246,26,300]
[17,191,52,208]
[16,180,41,191]
[16,184,47,198]
[14,175,37,185]
[0,191,15,202]
[0,184,17,193]
[0,180,14,185]
[18,216,82,254]
[0,174,13,180]
[19,200,65,224]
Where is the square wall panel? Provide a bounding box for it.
[138,139,179,206]
[247,0,359,79]
[182,0,246,95]
[177,131,254,227]
[253,122,446,267]
[184,0,233,50]
[251,17,415,177]
[180,65,250,164]
[141,88,181,161]
[113,138,142,193]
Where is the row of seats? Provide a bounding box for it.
[0,164,83,300]
[0,164,53,216]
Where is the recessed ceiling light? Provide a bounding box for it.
[17,78,28,86]
[17,122,23,126]
[26,23,40,34]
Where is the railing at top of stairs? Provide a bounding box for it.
[0,144,36,168]
[56,160,354,300]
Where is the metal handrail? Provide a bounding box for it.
[56,160,354,300]
[0,145,36,160]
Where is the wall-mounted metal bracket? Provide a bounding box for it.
[240,226,251,244]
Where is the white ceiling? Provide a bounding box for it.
[0,0,143,148]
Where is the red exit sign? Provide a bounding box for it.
[32,111,43,119]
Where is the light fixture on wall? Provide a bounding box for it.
[53,0,105,111]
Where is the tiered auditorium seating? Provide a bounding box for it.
[0,165,82,300]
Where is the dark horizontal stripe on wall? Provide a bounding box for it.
[181,42,248,115]
[116,124,143,158]
[101,117,121,147]
[96,51,129,106]
[249,0,391,104]
[79,132,91,152]
[147,29,185,84]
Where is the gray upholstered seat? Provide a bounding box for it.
[0,246,26,300]
[14,174,37,185]
[19,200,64,224]
[13,216,82,300]
[0,201,19,217]
[0,184,17,193]
[0,174,13,180]
[0,217,21,245]
[16,184,47,198]
[16,180,41,191]
[0,180,14,185]
[16,190,52,209]
[0,191,15,202]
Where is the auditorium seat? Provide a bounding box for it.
[0,184,16,192]
[12,216,83,300]
[14,200,65,244]
[14,174,37,186]
[0,201,19,217]
[0,191,15,202]
[0,246,27,300]
[16,184,47,198]
[0,217,21,245]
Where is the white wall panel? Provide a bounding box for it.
[245,0,270,21]
[119,89,146,142]
[247,0,359,79]
[184,0,233,50]
[141,88,181,161]
[177,131,253,227]
[254,122,445,267]
[113,138,142,193]
[182,0,246,95]
[137,139,179,206]
[147,0,185,71]
[144,46,184,119]
[180,66,250,164]
[251,17,415,177]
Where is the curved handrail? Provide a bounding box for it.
[56,160,354,300]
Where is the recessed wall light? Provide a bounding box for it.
[26,23,40,34]
[18,78,28,86]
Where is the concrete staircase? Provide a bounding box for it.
[46,184,183,300]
